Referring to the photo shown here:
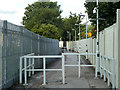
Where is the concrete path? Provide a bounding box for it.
[12,51,111,89]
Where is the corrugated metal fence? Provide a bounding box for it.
[0,20,59,89]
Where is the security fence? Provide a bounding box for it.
[0,20,59,89]
[66,9,120,89]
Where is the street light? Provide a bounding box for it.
[76,14,86,40]
[75,23,81,40]
[92,0,106,78]
[96,0,99,78]
[72,29,76,41]
[72,29,77,52]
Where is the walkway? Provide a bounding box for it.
[11,51,111,89]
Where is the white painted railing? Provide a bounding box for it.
[19,52,98,86]
[19,54,63,85]
[19,52,115,89]
[100,53,115,88]
[62,53,97,80]
[19,53,35,84]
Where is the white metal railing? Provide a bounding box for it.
[100,53,115,88]
[62,52,97,83]
[19,52,115,89]
[19,52,97,85]
[19,53,35,84]
[19,54,63,85]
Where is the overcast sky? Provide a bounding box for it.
[0,0,87,25]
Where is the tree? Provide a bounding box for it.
[84,2,120,31]
[61,12,83,41]
[31,24,60,39]
[22,1,62,39]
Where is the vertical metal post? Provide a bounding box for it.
[32,58,34,75]
[19,57,22,84]
[62,53,65,84]
[28,58,31,77]
[104,58,106,81]
[38,35,40,55]
[100,54,102,78]
[75,30,76,41]
[20,26,23,56]
[107,59,110,86]
[24,57,27,85]
[78,52,81,78]
[20,26,23,84]
[3,20,7,87]
[38,36,40,68]
[107,73,110,86]
[75,30,76,52]
[31,33,33,54]
[43,57,46,85]
[79,24,80,40]
[86,17,88,60]
[112,59,115,89]
[95,0,99,78]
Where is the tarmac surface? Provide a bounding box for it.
[11,51,111,89]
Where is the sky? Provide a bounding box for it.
[0,0,87,25]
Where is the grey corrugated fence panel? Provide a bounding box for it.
[0,20,59,89]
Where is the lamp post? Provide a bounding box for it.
[75,23,80,40]
[72,29,76,52]
[96,0,99,78]
[92,0,105,78]
[92,0,99,78]
[75,14,85,40]
[72,29,76,41]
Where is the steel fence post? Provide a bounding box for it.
[100,53,102,78]
[104,57,106,81]
[107,58,110,86]
[3,20,7,88]
[19,57,22,84]
[112,59,115,89]
[95,53,98,78]
[43,57,46,85]
[24,57,27,85]
[62,53,65,84]
[28,58,31,77]
[78,47,81,78]
[32,58,34,75]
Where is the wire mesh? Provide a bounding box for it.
[0,20,59,88]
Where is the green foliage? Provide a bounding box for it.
[84,2,120,31]
[61,12,84,41]
[22,1,62,39]
[31,24,59,39]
